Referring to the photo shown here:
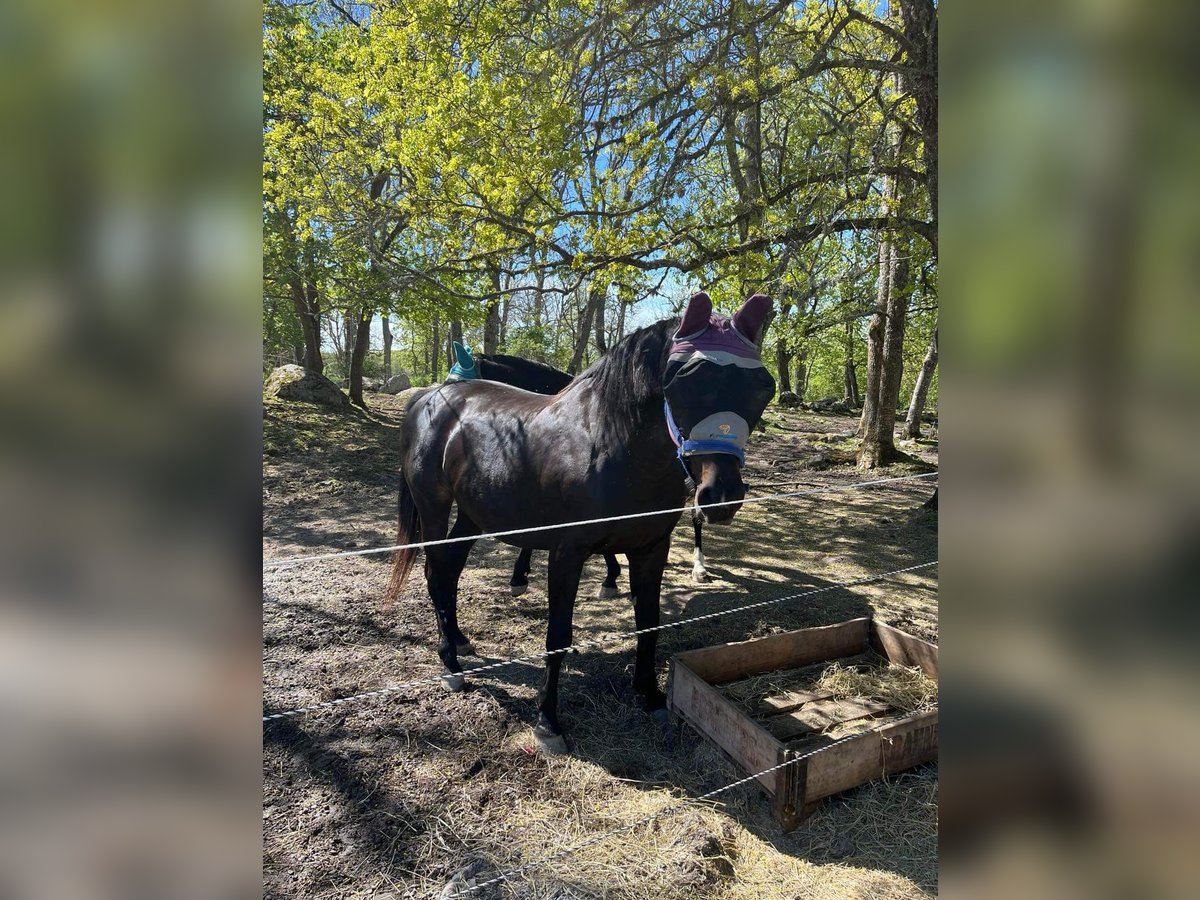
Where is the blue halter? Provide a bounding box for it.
[664,400,746,470]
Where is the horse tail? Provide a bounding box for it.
[385,472,421,604]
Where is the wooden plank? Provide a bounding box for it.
[675,618,871,685]
[773,746,806,832]
[757,688,834,716]
[765,699,892,741]
[870,621,939,680]
[668,660,783,795]
[804,709,938,802]
[879,708,939,772]
[669,618,938,829]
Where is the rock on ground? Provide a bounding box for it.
[264,365,349,407]
[776,390,800,408]
[381,370,413,393]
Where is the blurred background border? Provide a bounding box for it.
[0,0,1196,897]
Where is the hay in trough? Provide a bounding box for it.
[721,651,937,721]
[812,656,938,714]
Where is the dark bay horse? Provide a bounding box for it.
[385,292,775,753]
[471,351,716,589]
[470,352,625,598]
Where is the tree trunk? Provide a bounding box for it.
[382,315,393,381]
[483,304,500,354]
[533,254,546,331]
[858,235,893,466]
[843,321,861,407]
[898,0,938,244]
[568,285,600,374]
[288,278,323,374]
[773,301,793,395]
[905,326,938,438]
[616,283,629,341]
[844,358,860,407]
[775,339,792,394]
[431,314,441,379]
[858,60,911,470]
[499,270,512,348]
[877,255,911,452]
[484,267,501,354]
[859,241,913,468]
[342,310,356,373]
[593,281,608,354]
[793,348,807,402]
[450,319,463,346]
[348,308,372,408]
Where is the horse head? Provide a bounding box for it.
[664,291,775,524]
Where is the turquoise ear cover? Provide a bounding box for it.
[447,341,478,382]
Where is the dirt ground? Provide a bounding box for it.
[263,392,938,900]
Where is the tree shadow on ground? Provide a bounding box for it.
[263,715,444,899]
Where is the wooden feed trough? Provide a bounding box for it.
[667,617,938,831]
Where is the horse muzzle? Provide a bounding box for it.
[690,455,747,524]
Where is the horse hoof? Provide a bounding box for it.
[597,584,619,600]
[456,641,476,655]
[441,672,466,692]
[532,727,568,756]
[692,568,710,583]
[511,583,528,597]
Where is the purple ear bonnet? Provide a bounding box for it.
[663,293,776,463]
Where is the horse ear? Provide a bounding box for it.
[733,294,773,345]
[452,341,474,368]
[677,291,713,336]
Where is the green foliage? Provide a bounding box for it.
[262,1,937,402]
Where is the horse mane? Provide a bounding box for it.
[579,317,678,421]
[478,353,569,379]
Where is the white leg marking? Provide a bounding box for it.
[692,546,709,583]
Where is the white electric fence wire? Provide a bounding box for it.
[263,560,937,722]
[263,472,937,569]
[446,702,938,897]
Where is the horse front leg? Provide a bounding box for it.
[597,552,622,599]
[510,547,534,597]
[533,545,587,755]
[691,512,709,583]
[627,533,671,717]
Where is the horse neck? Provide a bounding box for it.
[573,327,675,454]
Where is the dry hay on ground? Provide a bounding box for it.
[263,400,938,899]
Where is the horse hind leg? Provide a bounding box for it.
[426,510,481,690]
[510,547,533,597]
[597,552,622,599]
[534,546,587,755]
